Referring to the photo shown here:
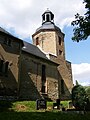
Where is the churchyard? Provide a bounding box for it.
[0,100,90,120]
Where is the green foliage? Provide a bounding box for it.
[12,101,39,112]
[76,80,79,86]
[0,100,90,120]
[71,0,90,42]
[0,100,13,112]
[72,85,88,110]
[0,111,90,120]
[61,100,70,108]
[85,86,90,101]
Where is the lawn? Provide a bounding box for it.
[0,100,90,120]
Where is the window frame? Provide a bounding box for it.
[0,59,9,77]
[41,65,46,93]
[61,79,65,94]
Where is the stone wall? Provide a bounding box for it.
[51,56,73,100]
[0,33,22,96]
[32,28,73,100]
[19,51,59,101]
[33,31,57,55]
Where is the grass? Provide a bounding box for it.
[0,100,90,120]
[60,100,70,108]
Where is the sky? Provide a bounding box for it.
[0,0,90,86]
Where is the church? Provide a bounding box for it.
[0,10,73,101]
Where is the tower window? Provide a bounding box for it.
[59,50,62,55]
[58,36,61,45]
[36,37,39,45]
[46,14,50,22]
[43,15,45,21]
[41,65,46,93]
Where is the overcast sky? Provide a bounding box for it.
[0,0,90,86]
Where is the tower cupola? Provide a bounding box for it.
[42,9,54,24]
[32,9,65,59]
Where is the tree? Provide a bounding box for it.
[85,86,90,101]
[76,80,79,86]
[71,0,90,42]
[72,85,88,110]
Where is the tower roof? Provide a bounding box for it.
[35,9,61,33]
[36,22,61,32]
[32,10,65,37]
[42,9,54,18]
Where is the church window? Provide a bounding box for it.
[4,37,11,46]
[58,36,61,45]
[61,79,65,94]
[46,14,50,22]
[0,59,9,77]
[36,37,39,45]
[4,37,8,44]
[41,65,46,93]
[0,59,4,73]
[59,50,62,55]
[4,61,9,76]
[8,39,11,46]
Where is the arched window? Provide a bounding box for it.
[46,14,50,22]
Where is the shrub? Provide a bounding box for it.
[72,85,88,110]
[85,86,90,101]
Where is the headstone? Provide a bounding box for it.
[62,107,65,111]
[53,99,60,109]
[68,102,73,108]
[36,99,47,110]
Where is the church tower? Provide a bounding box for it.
[32,10,73,100]
[32,9,65,60]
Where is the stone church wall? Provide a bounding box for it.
[0,34,22,97]
[33,31,57,55]
[51,56,73,100]
[19,51,59,101]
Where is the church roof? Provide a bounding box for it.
[0,27,24,45]
[0,27,12,36]
[0,26,58,65]
[22,42,58,65]
[22,42,49,59]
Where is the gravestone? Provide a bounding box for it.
[53,99,60,109]
[68,102,73,108]
[36,99,47,110]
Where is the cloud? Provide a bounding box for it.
[0,0,85,39]
[72,63,90,86]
